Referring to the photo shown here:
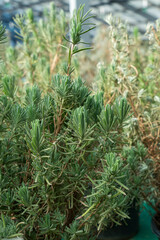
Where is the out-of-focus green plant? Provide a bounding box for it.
[1,3,68,91]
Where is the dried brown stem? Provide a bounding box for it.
[152,26,160,46]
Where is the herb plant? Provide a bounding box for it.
[0,8,151,240]
[1,3,68,91]
[94,15,159,215]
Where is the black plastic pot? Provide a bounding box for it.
[97,203,139,240]
[151,214,160,240]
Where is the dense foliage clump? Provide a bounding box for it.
[0,6,153,240]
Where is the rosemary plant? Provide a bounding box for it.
[1,3,68,91]
[0,8,151,240]
[94,16,159,214]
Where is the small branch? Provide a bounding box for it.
[78,202,101,229]
[54,105,63,136]
[129,64,138,77]
[67,43,74,76]
[49,42,62,83]
[107,92,116,105]
[152,26,160,46]
[51,161,69,186]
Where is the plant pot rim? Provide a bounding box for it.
[151,214,160,238]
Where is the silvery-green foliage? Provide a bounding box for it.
[104,15,137,87]
[95,15,159,213]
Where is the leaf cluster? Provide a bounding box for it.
[0,71,150,239]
